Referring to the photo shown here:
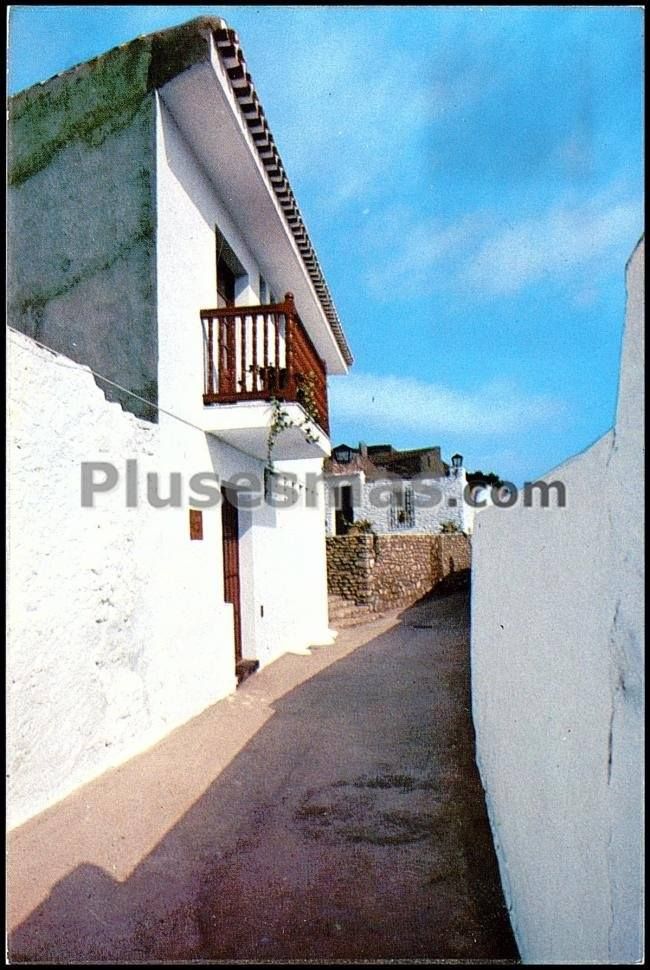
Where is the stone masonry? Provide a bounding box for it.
[326,533,471,613]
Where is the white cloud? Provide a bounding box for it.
[362,207,490,300]
[329,372,564,437]
[463,193,642,296]
[358,178,642,304]
[264,25,490,215]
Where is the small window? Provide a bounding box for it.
[217,259,236,308]
[216,226,246,307]
[389,485,414,530]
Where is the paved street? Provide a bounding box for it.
[8,589,519,963]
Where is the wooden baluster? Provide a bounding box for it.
[263,311,269,393]
[201,297,329,430]
[226,316,236,396]
[251,312,258,392]
[284,292,295,395]
[274,311,281,391]
[221,318,228,392]
[207,317,214,397]
[239,313,246,393]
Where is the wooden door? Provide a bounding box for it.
[335,485,354,535]
[221,488,242,663]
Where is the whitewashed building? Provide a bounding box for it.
[324,443,474,536]
[7,17,352,828]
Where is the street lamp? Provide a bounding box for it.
[335,445,352,463]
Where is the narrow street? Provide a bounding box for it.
[9,589,519,963]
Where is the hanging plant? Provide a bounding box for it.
[267,398,293,473]
[265,369,324,473]
[296,371,320,424]
[266,379,321,474]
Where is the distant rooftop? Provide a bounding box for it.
[326,442,451,479]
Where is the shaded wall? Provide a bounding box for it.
[470,239,644,964]
[7,44,158,420]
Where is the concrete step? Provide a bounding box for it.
[328,606,376,629]
[327,595,350,609]
[235,658,260,686]
[328,602,370,621]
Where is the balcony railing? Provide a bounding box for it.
[200,292,329,435]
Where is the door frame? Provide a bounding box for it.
[221,487,242,664]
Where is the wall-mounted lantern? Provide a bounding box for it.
[451,453,463,477]
[335,445,352,463]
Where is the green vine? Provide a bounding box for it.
[267,397,293,472]
[266,374,321,473]
[296,371,320,426]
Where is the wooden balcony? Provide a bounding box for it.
[200,293,329,436]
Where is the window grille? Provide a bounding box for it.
[389,485,415,529]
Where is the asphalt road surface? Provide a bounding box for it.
[9,588,519,963]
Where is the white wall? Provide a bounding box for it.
[325,471,471,535]
[7,86,336,831]
[470,239,644,964]
[7,330,235,830]
[155,94,332,665]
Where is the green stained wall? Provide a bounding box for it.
[7,18,217,422]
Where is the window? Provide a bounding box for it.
[389,484,414,529]
[217,259,236,308]
[216,227,246,307]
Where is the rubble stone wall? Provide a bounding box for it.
[326,533,471,612]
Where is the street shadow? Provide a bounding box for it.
[9,591,519,964]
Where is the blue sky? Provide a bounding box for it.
[8,6,644,483]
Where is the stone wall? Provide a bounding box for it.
[326,535,375,605]
[370,535,437,610]
[435,534,472,577]
[326,532,471,612]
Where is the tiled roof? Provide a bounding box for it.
[323,455,386,480]
[210,23,352,366]
[326,443,450,480]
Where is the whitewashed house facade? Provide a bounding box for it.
[7,17,352,828]
[324,444,473,536]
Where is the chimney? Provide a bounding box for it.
[359,441,368,458]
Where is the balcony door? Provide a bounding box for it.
[217,256,236,308]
